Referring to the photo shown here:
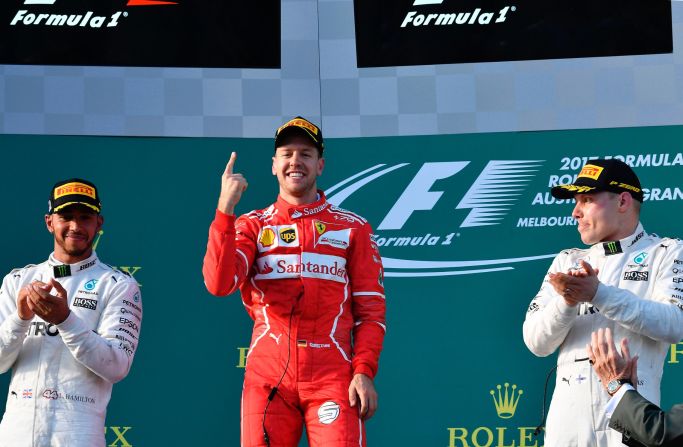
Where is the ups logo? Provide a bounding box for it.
[280,228,297,243]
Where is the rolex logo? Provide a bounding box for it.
[490,383,523,419]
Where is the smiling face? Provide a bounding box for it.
[572,191,634,245]
[46,205,103,263]
[272,133,325,205]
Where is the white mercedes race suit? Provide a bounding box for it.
[523,223,683,447]
[0,252,142,447]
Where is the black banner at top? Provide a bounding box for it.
[1,0,280,69]
[354,0,672,67]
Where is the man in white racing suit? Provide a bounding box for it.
[523,159,683,446]
[0,178,142,447]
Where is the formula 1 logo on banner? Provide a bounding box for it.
[328,147,683,278]
[401,0,515,29]
[1,0,280,68]
[325,159,557,278]
[354,0,672,67]
[10,0,175,30]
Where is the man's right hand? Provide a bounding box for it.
[17,285,36,321]
[217,152,248,215]
[587,327,639,392]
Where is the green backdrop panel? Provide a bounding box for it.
[0,126,682,446]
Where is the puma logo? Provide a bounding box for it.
[269,333,282,344]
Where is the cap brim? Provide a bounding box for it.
[550,184,598,199]
[52,201,101,214]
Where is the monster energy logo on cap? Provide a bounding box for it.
[602,241,623,256]
[53,265,71,278]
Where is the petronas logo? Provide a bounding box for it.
[490,383,523,419]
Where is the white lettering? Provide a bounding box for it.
[517,216,577,227]
[401,11,417,28]
[46,14,67,25]
[11,10,28,26]
[401,6,514,28]
[34,13,49,25]
[496,6,510,23]
[478,12,494,25]
[468,8,480,24]
[531,192,572,205]
[424,13,439,25]
[90,15,105,28]
[436,14,456,25]
[79,11,92,26]
[108,11,122,27]
[24,13,37,25]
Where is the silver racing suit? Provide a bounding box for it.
[523,224,683,446]
[0,253,142,447]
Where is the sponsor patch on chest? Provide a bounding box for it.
[255,253,347,283]
[313,220,351,250]
[623,271,649,281]
[257,224,300,252]
[73,297,97,310]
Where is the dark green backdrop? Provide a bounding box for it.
[1,126,683,446]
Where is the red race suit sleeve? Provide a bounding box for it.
[202,209,256,296]
[348,222,386,379]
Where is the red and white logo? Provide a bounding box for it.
[255,253,347,283]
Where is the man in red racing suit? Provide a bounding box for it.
[203,117,386,447]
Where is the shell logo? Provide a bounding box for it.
[259,228,276,247]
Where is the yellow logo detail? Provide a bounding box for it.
[577,164,603,180]
[315,221,326,235]
[560,184,595,193]
[54,182,96,199]
[278,118,318,136]
[609,181,641,193]
[490,383,523,419]
[259,228,276,247]
[279,228,297,243]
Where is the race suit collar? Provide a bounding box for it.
[593,223,646,257]
[48,252,99,278]
[276,190,329,219]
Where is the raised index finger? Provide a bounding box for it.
[225,151,237,175]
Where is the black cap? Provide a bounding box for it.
[274,116,324,154]
[551,159,643,202]
[48,178,101,214]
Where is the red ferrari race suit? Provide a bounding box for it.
[203,192,386,447]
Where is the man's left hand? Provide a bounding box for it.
[549,260,600,303]
[27,279,71,325]
[348,373,378,420]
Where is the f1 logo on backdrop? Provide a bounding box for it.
[353,0,672,67]
[1,0,280,68]
[325,160,558,278]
